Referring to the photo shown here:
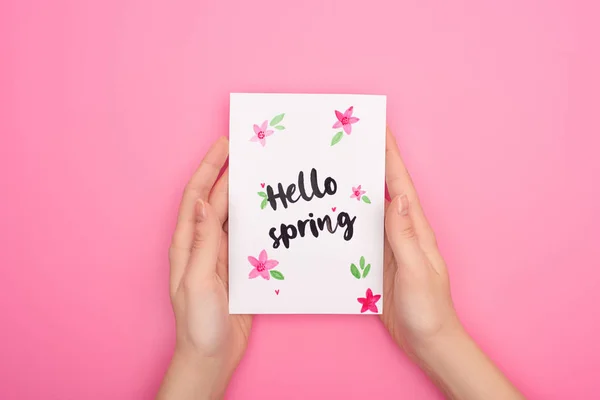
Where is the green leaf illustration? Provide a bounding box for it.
[270,270,285,280]
[331,131,343,146]
[362,264,371,278]
[362,196,371,204]
[360,256,365,269]
[270,113,285,126]
[258,191,267,198]
[274,125,285,130]
[260,198,268,209]
[350,263,360,279]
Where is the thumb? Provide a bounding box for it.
[385,195,425,271]
[185,199,222,281]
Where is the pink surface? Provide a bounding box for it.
[1,0,599,399]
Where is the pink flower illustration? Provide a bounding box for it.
[250,120,274,147]
[248,249,279,280]
[357,288,381,313]
[350,185,366,201]
[332,106,359,135]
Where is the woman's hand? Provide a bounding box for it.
[380,127,459,356]
[158,137,251,400]
[382,127,525,399]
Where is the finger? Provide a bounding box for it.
[385,127,437,251]
[208,168,229,227]
[168,247,189,298]
[171,137,228,251]
[208,168,230,283]
[183,199,222,286]
[385,195,430,274]
[169,137,228,295]
[216,236,229,287]
[381,200,397,319]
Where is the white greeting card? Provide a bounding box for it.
[228,93,386,314]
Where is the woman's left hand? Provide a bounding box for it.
[158,137,251,400]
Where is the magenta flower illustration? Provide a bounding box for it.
[249,120,274,147]
[350,185,366,200]
[248,249,285,280]
[333,106,359,135]
[350,185,371,204]
[357,288,381,313]
[331,106,359,146]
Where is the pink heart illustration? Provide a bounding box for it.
[275,289,280,295]
[260,183,265,188]
[332,207,337,212]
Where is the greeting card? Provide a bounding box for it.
[228,93,386,314]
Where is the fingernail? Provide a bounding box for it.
[196,199,206,221]
[398,195,409,216]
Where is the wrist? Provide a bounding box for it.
[158,346,231,400]
[409,321,526,400]
[410,316,469,367]
[178,348,230,398]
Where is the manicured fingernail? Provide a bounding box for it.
[398,195,409,216]
[196,199,206,221]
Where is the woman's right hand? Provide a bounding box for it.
[382,127,525,400]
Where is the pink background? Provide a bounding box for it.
[1,0,599,399]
